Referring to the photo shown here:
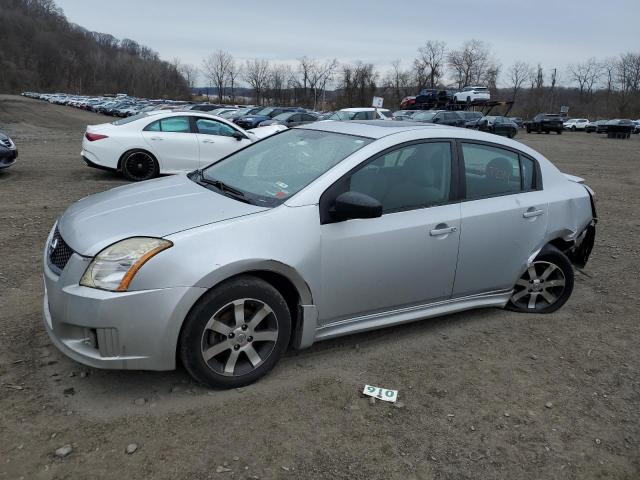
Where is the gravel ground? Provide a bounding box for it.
[1,94,639,480]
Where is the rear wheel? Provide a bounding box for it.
[507,246,574,314]
[121,150,159,182]
[180,276,291,389]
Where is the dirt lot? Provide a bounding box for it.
[0,94,639,480]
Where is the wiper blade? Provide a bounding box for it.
[200,177,245,197]
[199,176,253,204]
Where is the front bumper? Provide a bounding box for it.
[43,231,205,371]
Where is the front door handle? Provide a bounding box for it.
[430,224,457,236]
[523,209,544,218]
[202,139,216,144]
[150,137,163,141]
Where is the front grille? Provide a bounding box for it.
[49,227,74,272]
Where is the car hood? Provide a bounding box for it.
[58,174,268,256]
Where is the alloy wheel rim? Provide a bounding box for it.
[200,298,279,376]
[124,152,154,180]
[511,261,566,310]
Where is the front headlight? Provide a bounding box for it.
[80,237,172,291]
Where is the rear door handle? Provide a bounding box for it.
[202,139,216,144]
[430,225,457,236]
[150,137,163,141]
[523,209,544,218]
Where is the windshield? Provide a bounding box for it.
[273,112,292,121]
[201,129,373,206]
[413,112,436,122]
[329,111,356,120]
[256,108,274,116]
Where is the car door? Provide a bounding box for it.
[193,117,251,168]
[141,116,199,172]
[318,141,461,324]
[286,114,302,127]
[453,141,548,297]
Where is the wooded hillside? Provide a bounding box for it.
[0,0,190,97]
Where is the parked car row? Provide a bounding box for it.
[389,110,518,138]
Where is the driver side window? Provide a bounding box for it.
[195,118,237,137]
[348,142,452,213]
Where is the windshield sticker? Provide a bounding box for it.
[276,181,289,189]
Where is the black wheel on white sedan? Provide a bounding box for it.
[507,246,574,314]
[179,275,291,389]
[121,150,159,182]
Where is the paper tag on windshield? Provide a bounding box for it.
[363,385,398,403]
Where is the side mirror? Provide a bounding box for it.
[232,131,245,141]
[332,191,382,221]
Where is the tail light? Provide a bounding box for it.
[85,132,108,142]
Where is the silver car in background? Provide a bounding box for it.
[43,120,597,388]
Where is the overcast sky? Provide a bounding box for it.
[55,0,639,87]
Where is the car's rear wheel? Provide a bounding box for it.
[507,246,574,314]
[121,150,159,182]
[180,276,291,389]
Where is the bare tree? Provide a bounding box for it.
[202,50,232,102]
[179,64,199,91]
[384,60,412,107]
[448,39,495,88]
[567,58,602,98]
[414,40,447,89]
[309,58,338,110]
[244,58,270,104]
[508,61,531,101]
[227,58,241,102]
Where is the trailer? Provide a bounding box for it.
[406,98,514,117]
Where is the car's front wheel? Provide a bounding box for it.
[507,246,574,314]
[180,276,291,389]
[121,150,159,182]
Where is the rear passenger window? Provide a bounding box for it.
[349,142,452,213]
[521,156,536,190]
[462,143,521,199]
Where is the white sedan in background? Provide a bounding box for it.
[82,111,287,181]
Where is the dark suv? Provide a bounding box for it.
[524,114,564,134]
[412,110,465,127]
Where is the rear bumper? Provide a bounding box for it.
[0,148,17,169]
[82,154,116,172]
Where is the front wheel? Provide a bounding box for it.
[507,246,574,314]
[180,276,291,389]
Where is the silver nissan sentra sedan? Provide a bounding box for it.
[43,120,597,388]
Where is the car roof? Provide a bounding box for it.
[303,119,446,139]
[339,107,391,112]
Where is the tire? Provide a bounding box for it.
[571,126,576,131]
[121,150,159,182]
[557,130,562,135]
[179,275,291,389]
[526,125,531,133]
[506,245,574,314]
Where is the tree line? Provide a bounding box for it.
[196,40,640,117]
[0,0,190,98]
